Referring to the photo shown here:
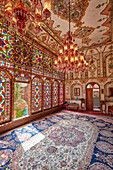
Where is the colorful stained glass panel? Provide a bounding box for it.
[53,69,59,79]
[32,47,43,75]
[0,24,15,62]
[59,82,64,104]
[0,23,31,70]
[59,72,65,80]
[53,81,58,107]
[15,74,29,82]
[32,78,42,112]
[66,87,69,95]
[44,80,51,109]
[43,53,52,77]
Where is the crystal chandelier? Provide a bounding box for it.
[54,0,89,73]
[0,0,51,34]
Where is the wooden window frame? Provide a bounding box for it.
[74,88,80,96]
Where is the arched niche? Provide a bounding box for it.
[70,83,83,100]
[104,81,113,101]
[85,48,100,78]
[104,81,113,113]
[103,52,113,77]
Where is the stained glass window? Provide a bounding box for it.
[14,40,32,69]
[32,47,43,75]
[59,72,65,80]
[87,84,93,88]
[87,83,99,88]
[32,77,42,113]
[0,71,10,123]
[0,23,15,62]
[59,82,64,104]
[66,87,69,95]
[53,68,59,79]
[44,79,51,109]
[15,74,29,82]
[0,23,31,71]
[53,81,58,107]
[43,52,52,77]
[0,60,14,68]
[52,57,59,79]
[0,21,65,125]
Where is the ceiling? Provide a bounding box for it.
[0,0,112,54]
[29,0,112,54]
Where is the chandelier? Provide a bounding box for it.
[54,0,89,73]
[0,0,51,34]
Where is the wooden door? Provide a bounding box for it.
[86,88,93,110]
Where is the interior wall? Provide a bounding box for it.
[65,43,113,113]
[0,23,65,132]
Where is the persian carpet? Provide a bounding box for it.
[0,110,113,169]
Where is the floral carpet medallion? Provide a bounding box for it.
[16,120,98,169]
[0,110,113,169]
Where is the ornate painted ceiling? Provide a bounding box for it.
[0,0,112,54]
[30,0,112,53]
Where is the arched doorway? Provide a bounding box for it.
[86,83,100,111]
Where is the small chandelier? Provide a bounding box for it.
[0,0,51,34]
[54,0,89,73]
